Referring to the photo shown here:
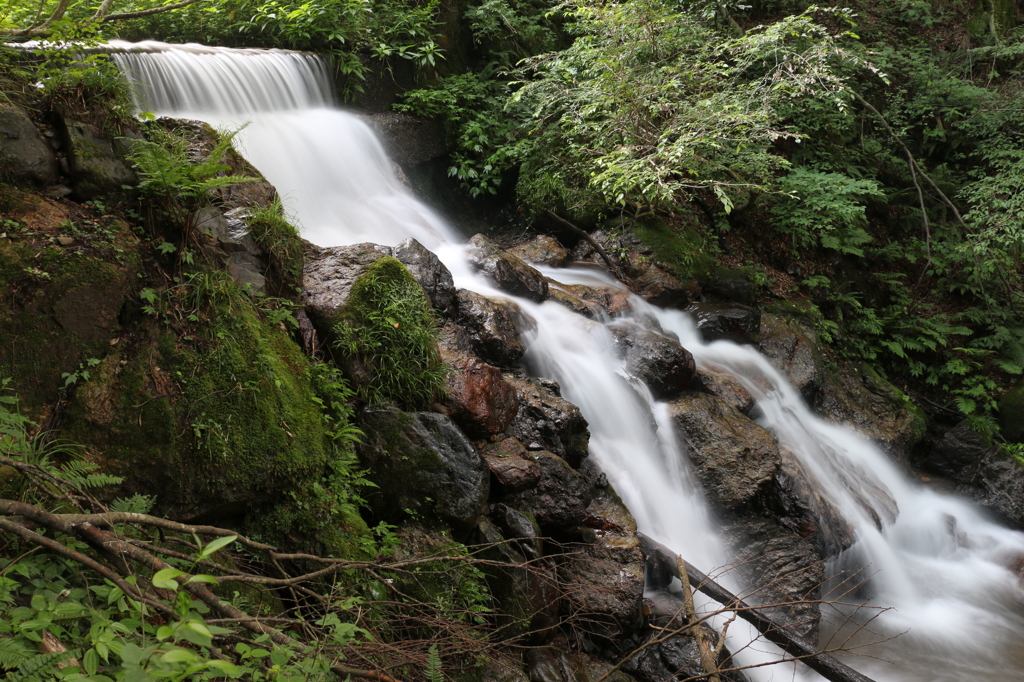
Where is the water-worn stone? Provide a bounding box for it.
[357,407,489,532]
[560,486,645,640]
[722,516,825,645]
[635,264,692,309]
[0,104,58,186]
[59,119,138,200]
[758,311,822,399]
[546,284,606,319]
[504,374,590,467]
[466,233,549,302]
[611,322,696,400]
[455,289,528,366]
[445,356,519,438]
[392,237,456,312]
[813,361,926,465]
[668,393,780,510]
[563,282,633,316]
[621,616,736,682]
[507,234,569,268]
[769,448,853,557]
[696,366,755,414]
[481,438,542,493]
[502,451,592,535]
[301,242,392,330]
[363,112,447,167]
[686,302,760,344]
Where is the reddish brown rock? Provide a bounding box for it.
[481,438,542,492]
[508,234,570,268]
[446,356,520,439]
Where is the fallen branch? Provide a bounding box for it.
[545,210,628,281]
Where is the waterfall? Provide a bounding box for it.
[110,42,1024,681]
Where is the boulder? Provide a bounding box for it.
[703,266,758,306]
[392,237,456,313]
[507,234,569,268]
[770,448,854,557]
[195,206,267,294]
[466,233,549,302]
[301,242,392,330]
[481,438,542,493]
[59,119,138,200]
[363,112,447,168]
[560,486,646,640]
[445,356,520,438]
[928,419,996,479]
[455,289,528,366]
[686,302,760,344]
[999,380,1024,443]
[493,502,544,558]
[813,361,926,465]
[668,393,781,510]
[611,322,696,400]
[504,374,590,467]
[722,517,825,645]
[634,264,692,309]
[502,451,592,536]
[696,366,755,414]
[621,614,736,682]
[0,104,58,187]
[758,311,822,399]
[546,284,606,319]
[563,282,633,317]
[357,408,489,532]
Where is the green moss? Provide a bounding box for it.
[246,199,304,296]
[999,380,1024,443]
[631,216,714,280]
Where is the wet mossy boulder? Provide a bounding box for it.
[0,104,58,187]
[57,117,138,200]
[357,406,489,533]
[999,380,1024,443]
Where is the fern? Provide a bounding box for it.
[110,494,156,514]
[60,460,123,490]
[6,650,77,682]
[0,637,36,668]
[424,644,444,682]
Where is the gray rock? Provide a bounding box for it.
[759,311,822,399]
[507,234,569,268]
[770,447,854,557]
[929,419,995,479]
[722,516,825,645]
[696,366,755,414]
[392,237,456,312]
[455,289,528,366]
[668,393,781,510]
[686,302,760,344]
[502,451,592,535]
[635,264,692,309]
[466,233,549,302]
[60,119,138,200]
[357,408,489,532]
[704,266,757,306]
[301,242,392,330]
[363,112,447,167]
[504,374,590,467]
[195,207,267,294]
[0,104,58,186]
[611,322,696,400]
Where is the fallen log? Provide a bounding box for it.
[639,533,877,682]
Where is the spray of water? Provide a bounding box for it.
[109,42,1024,681]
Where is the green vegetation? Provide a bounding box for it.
[334,257,447,410]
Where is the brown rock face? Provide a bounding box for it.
[466,233,549,302]
[668,393,781,510]
[502,451,592,535]
[635,264,692,309]
[454,289,528,366]
[446,357,520,439]
[481,438,542,492]
[508,234,570,268]
[504,374,590,468]
[696,366,755,414]
[758,312,822,399]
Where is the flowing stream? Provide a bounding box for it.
[110,42,1024,681]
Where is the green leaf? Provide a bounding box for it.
[151,568,185,590]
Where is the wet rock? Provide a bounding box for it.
[0,104,58,186]
[696,366,755,414]
[481,438,542,493]
[611,322,696,400]
[195,207,267,294]
[503,451,592,535]
[769,448,853,557]
[621,617,736,682]
[722,517,825,645]
[563,283,633,317]
[546,284,606,319]
[363,112,447,168]
[455,289,528,366]
[301,242,391,330]
[467,233,549,302]
[445,356,520,438]
[357,407,489,532]
[668,393,780,510]
[493,502,544,557]
[504,374,590,467]
[813,361,926,465]
[928,419,995,479]
[508,234,569,268]
[59,118,138,200]
[704,266,757,306]
[634,264,692,309]
[999,380,1024,443]
[686,302,760,345]
[759,311,822,399]
[525,645,589,682]
[392,237,456,312]
[560,486,645,640]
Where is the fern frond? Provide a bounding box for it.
[110,494,156,515]
[0,637,36,668]
[6,650,77,682]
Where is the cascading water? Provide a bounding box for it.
[109,42,1024,681]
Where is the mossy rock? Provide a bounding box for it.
[631,216,714,281]
[999,380,1024,443]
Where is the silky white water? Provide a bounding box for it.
[110,42,1024,681]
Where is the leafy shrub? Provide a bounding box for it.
[333,257,447,409]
